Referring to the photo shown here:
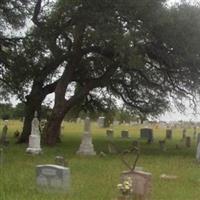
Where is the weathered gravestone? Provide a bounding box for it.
[113,120,120,126]
[26,111,42,154]
[121,130,129,139]
[55,156,68,167]
[0,125,9,146]
[159,140,166,151]
[185,136,191,148]
[106,129,114,140]
[0,148,3,165]
[13,130,20,138]
[107,141,118,154]
[196,138,200,162]
[193,127,197,139]
[182,129,186,140]
[140,128,153,143]
[98,116,105,128]
[132,140,139,148]
[76,117,96,155]
[120,148,152,200]
[166,129,172,140]
[121,170,152,200]
[36,164,70,192]
[197,133,200,145]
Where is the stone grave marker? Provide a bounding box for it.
[0,125,9,146]
[185,136,191,147]
[182,129,186,140]
[197,133,200,145]
[55,156,68,167]
[140,128,153,143]
[113,120,119,126]
[120,147,152,200]
[193,127,197,139]
[76,117,81,123]
[121,130,129,139]
[76,117,96,155]
[106,129,114,140]
[121,170,152,200]
[166,129,172,140]
[36,164,70,192]
[196,138,200,162]
[98,116,105,128]
[0,148,3,165]
[26,111,42,154]
[132,140,139,148]
[107,141,118,154]
[13,130,20,138]
[159,140,166,151]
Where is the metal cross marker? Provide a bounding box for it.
[121,146,140,172]
[106,141,140,171]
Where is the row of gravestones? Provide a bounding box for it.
[1,114,200,199]
[106,128,200,157]
[36,157,152,200]
[106,128,154,143]
[25,113,151,199]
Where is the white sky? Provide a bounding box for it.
[3,0,200,122]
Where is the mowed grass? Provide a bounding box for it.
[0,120,200,200]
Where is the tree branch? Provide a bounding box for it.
[32,0,43,27]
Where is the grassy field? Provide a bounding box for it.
[0,120,200,200]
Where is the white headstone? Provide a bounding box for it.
[36,164,70,192]
[76,117,96,155]
[98,117,105,128]
[196,134,200,162]
[26,111,42,154]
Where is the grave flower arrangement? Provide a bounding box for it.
[117,177,133,200]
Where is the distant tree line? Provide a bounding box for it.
[0,103,51,120]
[0,102,141,125]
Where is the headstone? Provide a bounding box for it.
[132,140,139,148]
[0,125,9,146]
[193,127,197,139]
[196,140,200,162]
[185,136,191,147]
[113,120,119,126]
[106,129,114,140]
[121,170,152,200]
[76,117,96,155]
[166,129,172,140]
[197,133,200,145]
[36,164,70,192]
[140,128,153,143]
[55,156,68,167]
[121,130,129,139]
[26,111,42,154]
[159,140,166,151]
[13,130,20,138]
[107,142,117,154]
[98,116,105,128]
[182,129,186,140]
[0,148,3,165]
[76,117,81,123]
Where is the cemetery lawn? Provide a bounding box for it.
[1,120,200,200]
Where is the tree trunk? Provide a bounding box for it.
[17,96,42,143]
[44,107,66,146]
